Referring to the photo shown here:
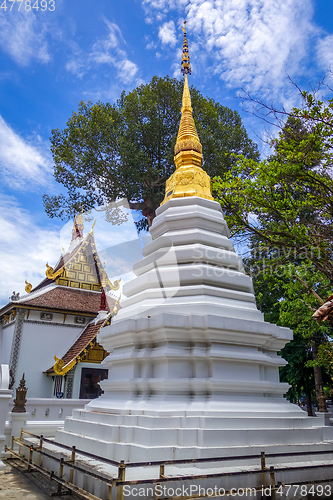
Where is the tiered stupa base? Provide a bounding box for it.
[56,197,333,464]
[57,402,333,464]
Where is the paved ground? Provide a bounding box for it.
[0,461,81,499]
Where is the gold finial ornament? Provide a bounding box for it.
[45,263,64,280]
[76,205,84,231]
[53,354,74,376]
[25,280,32,294]
[89,218,97,233]
[161,22,214,205]
[174,73,202,159]
[181,20,191,76]
[71,205,84,241]
[112,294,122,315]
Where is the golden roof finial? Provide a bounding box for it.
[71,205,84,241]
[175,21,202,163]
[161,22,214,205]
[76,205,84,230]
[89,218,97,234]
[181,20,191,76]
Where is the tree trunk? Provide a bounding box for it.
[305,390,313,416]
[141,204,156,227]
[312,341,327,413]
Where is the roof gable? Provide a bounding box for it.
[32,230,120,294]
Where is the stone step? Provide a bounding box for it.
[70,409,314,429]
[56,427,333,464]
[62,416,333,449]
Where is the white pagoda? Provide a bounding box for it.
[56,26,333,463]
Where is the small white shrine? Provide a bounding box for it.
[56,27,333,464]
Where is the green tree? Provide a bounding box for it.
[43,76,258,227]
[278,268,333,413]
[244,242,333,414]
[214,87,333,283]
[215,79,333,411]
[279,333,315,416]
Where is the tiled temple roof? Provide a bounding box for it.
[18,286,104,314]
[45,320,105,374]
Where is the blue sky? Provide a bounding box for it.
[0,0,332,306]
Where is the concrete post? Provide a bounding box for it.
[0,365,13,467]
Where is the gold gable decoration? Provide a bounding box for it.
[25,281,32,294]
[56,233,102,291]
[52,297,120,376]
[80,342,108,363]
[45,263,65,281]
[44,227,121,293]
[53,355,70,376]
[161,22,214,206]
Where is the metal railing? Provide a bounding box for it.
[4,429,333,500]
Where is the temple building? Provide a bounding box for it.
[0,211,120,399]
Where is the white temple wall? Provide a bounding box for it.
[26,310,92,326]
[16,321,83,397]
[27,310,64,322]
[0,322,2,365]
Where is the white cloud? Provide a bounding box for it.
[0,198,147,308]
[142,0,188,20]
[317,35,333,72]
[158,20,177,47]
[67,18,139,86]
[145,35,157,50]
[116,59,139,84]
[0,11,50,66]
[66,59,87,79]
[0,116,52,190]
[142,0,315,96]
[91,19,139,84]
[0,196,61,307]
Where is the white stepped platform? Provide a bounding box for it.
[56,197,333,463]
[57,408,333,463]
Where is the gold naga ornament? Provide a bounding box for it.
[100,263,121,291]
[45,263,64,280]
[161,21,214,205]
[25,280,32,294]
[53,294,121,376]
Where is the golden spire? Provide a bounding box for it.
[71,206,84,241]
[161,22,213,205]
[180,20,191,76]
[174,72,202,162]
[76,205,84,230]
